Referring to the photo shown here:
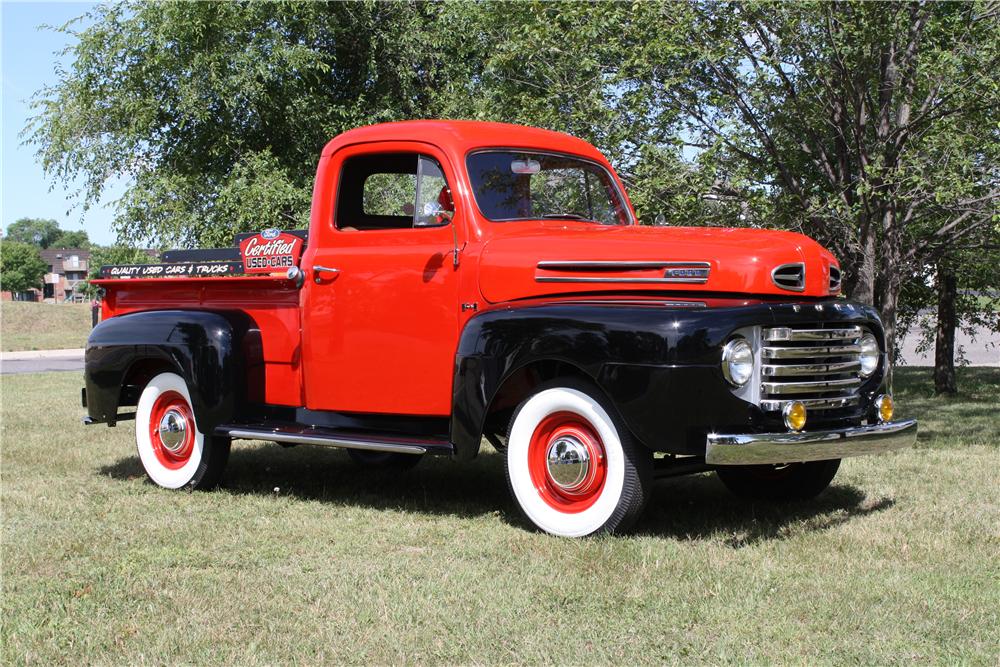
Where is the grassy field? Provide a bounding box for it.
[2,369,998,664]
[1,301,92,351]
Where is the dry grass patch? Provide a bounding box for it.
[1,301,92,351]
[2,369,998,664]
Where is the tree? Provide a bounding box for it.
[28,0,1000,373]
[897,233,1000,394]
[0,241,48,294]
[625,1,1000,363]
[28,1,467,248]
[5,218,61,247]
[50,229,90,249]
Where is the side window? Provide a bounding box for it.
[363,173,415,217]
[337,153,453,231]
[414,157,453,227]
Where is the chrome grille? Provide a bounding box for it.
[760,325,862,411]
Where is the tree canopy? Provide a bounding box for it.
[5,217,90,249]
[27,0,1000,363]
[5,218,61,247]
[0,241,48,293]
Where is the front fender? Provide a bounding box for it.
[450,301,751,458]
[450,299,885,458]
[85,309,256,431]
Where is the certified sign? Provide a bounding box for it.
[239,229,304,274]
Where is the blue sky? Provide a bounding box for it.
[2,1,122,245]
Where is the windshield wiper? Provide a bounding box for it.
[540,213,601,223]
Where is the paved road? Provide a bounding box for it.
[898,322,998,367]
[2,357,85,374]
[1,349,85,375]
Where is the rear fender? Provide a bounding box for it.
[84,310,258,430]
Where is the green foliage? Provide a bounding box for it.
[0,241,48,293]
[5,218,89,249]
[617,1,1000,357]
[5,218,61,247]
[29,1,465,248]
[25,0,1000,359]
[50,229,90,249]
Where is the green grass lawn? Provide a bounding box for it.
[3,369,998,664]
[1,301,93,351]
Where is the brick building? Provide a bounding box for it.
[39,248,90,302]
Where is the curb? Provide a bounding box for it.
[1,348,85,361]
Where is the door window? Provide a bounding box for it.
[337,153,454,230]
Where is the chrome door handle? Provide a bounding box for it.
[313,265,340,283]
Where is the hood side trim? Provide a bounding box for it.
[536,260,711,285]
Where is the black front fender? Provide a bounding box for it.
[85,309,259,431]
[450,302,754,458]
[450,299,884,459]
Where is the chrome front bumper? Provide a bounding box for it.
[706,419,918,466]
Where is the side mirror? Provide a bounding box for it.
[654,213,667,226]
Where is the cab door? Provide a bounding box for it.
[301,143,462,416]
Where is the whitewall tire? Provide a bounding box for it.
[505,379,651,537]
[135,372,230,490]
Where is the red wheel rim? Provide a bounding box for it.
[527,411,607,513]
[148,391,196,469]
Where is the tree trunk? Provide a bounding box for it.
[933,267,957,394]
[849,211,878,305]
[876,204,901,378]
[879,279,899,374]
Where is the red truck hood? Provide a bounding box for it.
[477,222,840,303]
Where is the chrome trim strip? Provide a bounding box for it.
[770,262,806,292]
[535,276,709,284]
[762,361,861,377]
[537,260,711,270]
[706,419,917,465]
[760,396,860,411]
[224,428,429,455]
[764,326,861,342]
[535,260,711,284]
[761,377,861,395]
[762,343,861,359]
[568,299,708,308]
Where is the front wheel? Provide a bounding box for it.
[716,459,841,501]
[504,379,652,537]
[135,372,230,490]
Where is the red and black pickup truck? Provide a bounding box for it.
[83,120,917,537]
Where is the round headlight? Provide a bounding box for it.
[859,332,879,377]
[722,337,754,386]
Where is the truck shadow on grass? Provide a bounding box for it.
[637,475,894,547]
[99,443,893,544]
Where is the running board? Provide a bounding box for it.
[214,423,454,456]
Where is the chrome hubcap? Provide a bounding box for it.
[546,436,590,491]
[158,409,188,452]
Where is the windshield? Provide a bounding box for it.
[466,151,631,225]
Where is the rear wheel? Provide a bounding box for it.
[346,449,423,470]
[716,459,841,501]
[135,372,230,489]
[504,379,651,537]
